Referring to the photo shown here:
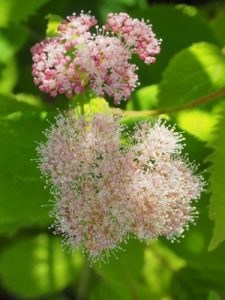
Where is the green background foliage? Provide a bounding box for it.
[0,0,225,299]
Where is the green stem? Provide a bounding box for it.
[112,86,225,118]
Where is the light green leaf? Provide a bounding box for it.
[207,102,225,250]
[0,58,18,93]
[46,14,63,38]
[143,241,186,297]
[0,234,83,298]
[126,84,159,111]
[176,109,218,142]
[0,0,50,26]
[158,42,225,109]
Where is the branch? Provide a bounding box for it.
[113,87,225,118]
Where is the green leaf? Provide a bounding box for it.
[129,5,220,85]
[92,239,145,300]
[126,84,159,111]
[0,100,54,234]
[0,93,44,117]
[46,14,63,38]
[207,290,221,300]
[158,42,225,109]
[0,0,50,26]
[175,108,218,142]
[143,241,186,297]
[0,27,27,63]
[0,58,18,93]
[211,5,225,45]
[0,234,83,298]
[207,102,225,250]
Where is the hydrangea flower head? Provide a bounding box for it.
[37,112,204,261]
[31,12,161,104]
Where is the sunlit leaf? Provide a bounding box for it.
[0,0,50,26]
[126,84,159,111]
[176,109,218,142]
[0,234,83,298]
[158,42,225,109]
[46,14,63,37]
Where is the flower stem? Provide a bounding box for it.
[112,87,225,118]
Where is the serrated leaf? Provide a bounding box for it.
[158,42,225,109]
[129,5,220,85]
[0,0,50,26]
[46,14,63,38]
[0,234,83,298]
[207,102,225,250]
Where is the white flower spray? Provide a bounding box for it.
[37,113,204,261]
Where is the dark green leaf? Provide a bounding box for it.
[207,102,225,250]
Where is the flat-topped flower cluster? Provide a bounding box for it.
[37,112,204,260]
[31,12,161,104]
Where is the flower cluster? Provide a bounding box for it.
[106,12,161,64]
[37,112,204,260]
[31,12,160,104]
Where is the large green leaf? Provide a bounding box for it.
[158,42,225,109]
[0,95,53,235]
[0,234,83,298]
[129,5,220,85]
[207,102,225,250]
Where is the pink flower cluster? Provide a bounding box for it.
[37,113,204,260]
[106,12,161,64]
[31,12,160,104]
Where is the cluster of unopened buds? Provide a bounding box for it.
[31,11,161,104]
[33,12,204,261]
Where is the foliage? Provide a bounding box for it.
[0,0,225,299]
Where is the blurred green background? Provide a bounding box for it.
[1,0,225,299]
